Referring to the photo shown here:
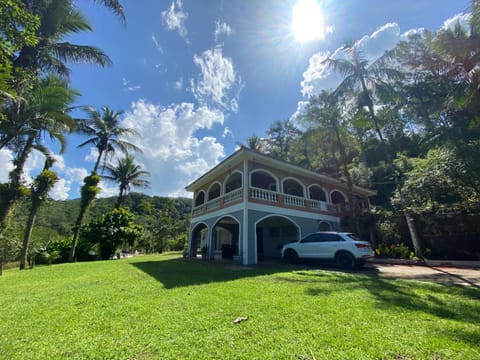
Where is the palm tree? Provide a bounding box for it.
[323,43,403,141]
[0,75,77,240]
[19,155,58,270]
[102,153,150,208]
[69,106,141,261]
[14,0,112,78]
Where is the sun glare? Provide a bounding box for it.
[291,0,328,42]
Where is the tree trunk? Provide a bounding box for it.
[19,205,38,270]
[404,212,423,258]
[69,202,89,262]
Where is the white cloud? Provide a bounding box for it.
[0,149,14,183]
[222,126,233,138]
[122,77,141,92]
[84,148,98,163]
[120,99,225,197]
[443,13,471,33]
[300,23,403,98]
[191,47,241,111]
[214,20,232,43]
[174,77,183,90]
[151,33,163,53]
[49,178,70,201]
[161,0,189,42]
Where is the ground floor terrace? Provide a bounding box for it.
[187,204,341,265]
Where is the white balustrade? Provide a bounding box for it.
[224,188,243,204]
[284,194,305,207]
[310,199,327,211]
[249,187,278,202]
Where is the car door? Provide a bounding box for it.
[316,233,345,259]
[298,233,322,258]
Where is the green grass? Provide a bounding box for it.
[1,254,479,360]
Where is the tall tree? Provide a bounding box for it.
[69,106,141,261]
[102,153,150,208]
[19,155,58,270]
[0,75,76,241]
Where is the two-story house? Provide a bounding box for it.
[185,146,374,265]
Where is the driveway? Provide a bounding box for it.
[365,263,480,287]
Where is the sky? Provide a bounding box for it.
[0,0,471,200]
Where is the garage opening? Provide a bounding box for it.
[190,223,208,257]
[256,216,299,261]
[212,216,240,260]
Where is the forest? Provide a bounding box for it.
[1,1,480,273]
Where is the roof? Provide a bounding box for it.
[185,146,376,197]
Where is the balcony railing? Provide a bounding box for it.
[192,186,365,217]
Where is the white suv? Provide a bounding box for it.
[281,232,374,268]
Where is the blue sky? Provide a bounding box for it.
[0,0,470,199]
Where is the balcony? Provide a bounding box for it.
[192,186,357,218]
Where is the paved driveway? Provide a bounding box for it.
[365,263,480,287]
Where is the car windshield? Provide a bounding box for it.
[345,233,362,241]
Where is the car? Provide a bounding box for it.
[281,231,374,269]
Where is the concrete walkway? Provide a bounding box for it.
[365,262,480,287]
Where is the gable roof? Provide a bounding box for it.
[185,146,376,197]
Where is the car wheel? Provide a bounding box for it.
[284,249,299,264]
[335,251,355,269]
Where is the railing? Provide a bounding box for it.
[224,188,243,204]
[249,187,278,202]
[284,194,305,207]
[192,186,367,217]
[310,199,327,211]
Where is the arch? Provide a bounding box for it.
[254,214,300,261]
[330,190,347,204]
[207,182,221,200]
[224,171,243,193]
[212,215,241,259]
[194,190,205,206]
[308,184,327,202]
[282,177,305,197]
[189,222,209,257]
[318,221,332,231]
[250,169,279,192]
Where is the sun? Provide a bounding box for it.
[291,0,328,42]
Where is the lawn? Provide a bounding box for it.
[1,253,479,360]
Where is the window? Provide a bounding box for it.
[318,233,343,242]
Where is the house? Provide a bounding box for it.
[185,147,375,265]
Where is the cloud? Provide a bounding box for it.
[214,20,232,43]
[120,99,225,197]
[122,77,141,92]
[161,0,189,42]
[49,178,70,201]
[0,149,14,183]
[443,13,471,33]
[191,47,242,111]
[151,33,163,53]
[300,23,402,98]
[174,77,183,90]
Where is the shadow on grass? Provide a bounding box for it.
[130,256,297,289]
[298,270,480,330]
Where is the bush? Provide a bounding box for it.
[375,243,414,259]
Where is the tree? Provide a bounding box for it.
[80,207,143,260]
[265,119,301,161]
[19,156,58,270]
[77,106,141,172]
[323,43,403,141]
[69,106,141,261]
[102,153,150,208]
[0,75,77,242]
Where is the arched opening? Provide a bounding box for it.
[251,170,277,191]
[194,191,205,206]
[331,190,346,204]
[225,171,242,193]
[190,223,208,257]
[309,185,326,202]
[282,178,304,197]
[318,221,332,231]
[212,216,240,259]
[208,182,221,200]
[255,216,299,261]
